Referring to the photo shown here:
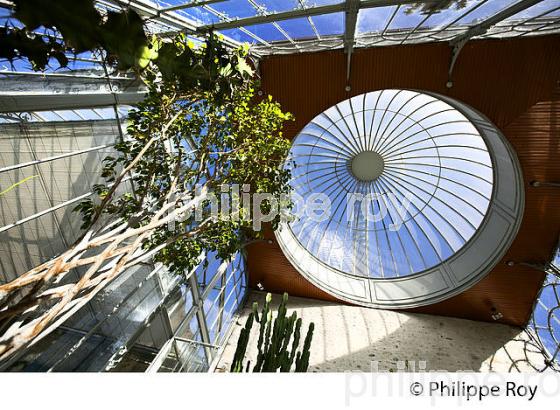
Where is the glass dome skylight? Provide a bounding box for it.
[276,90,524,308]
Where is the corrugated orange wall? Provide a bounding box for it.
[248,34,560,326]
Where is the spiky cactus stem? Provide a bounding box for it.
[230,312,254,372]
[295,322,314,372]
[230,292,314,372]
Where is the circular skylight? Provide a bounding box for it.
[276,90,524,308]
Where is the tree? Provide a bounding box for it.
[0,31,294,364]
[0,0,151,71]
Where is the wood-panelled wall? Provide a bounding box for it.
[248,34,560,326]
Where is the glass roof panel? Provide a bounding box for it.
[258,0,300,13]
[311,0,344,5]
[387,5,429,30]
[311,12,345,36]
[218,28,260,43]
[174,6,222,25]
[210,0,259,19]
[2,0,560,59]
[145,20,176,34]
[276,17,317,40]
[454,0,519,25]
[244,22,286,42]
[415,0,492,28]
[0,16,24,29]
[357,6,396,34]
[505,0,560,20]
[1,59,32,72]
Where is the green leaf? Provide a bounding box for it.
[236,55,254,78]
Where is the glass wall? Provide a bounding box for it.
[527,246,560,370]
[143,253,248,373]
[0,70,247,372]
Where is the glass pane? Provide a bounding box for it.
[312,0,343,5]
[505,0,560,20]
[175,6,221,25]
[277,17,316,40]
[245,22,286,42]
[405,0,488,28]
[218,28,260,44]
[357,6,396,34]
[455,0,519,25]
[258,0,299,13]
[312,12,345,36]
[387,5,428,30]
[211,0,258,19]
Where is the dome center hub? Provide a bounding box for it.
[350,151,384,181]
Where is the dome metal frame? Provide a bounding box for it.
[275,90,525,309]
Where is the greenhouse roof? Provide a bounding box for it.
[101,0,560,55]
[1,0,559,83]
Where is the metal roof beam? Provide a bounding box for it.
[0,92,145,112]
[344,0,361,83]
[0,70,134,81]
[159,0,226,13]
[344,0,361,54]
[198,2,346,31]
[447,0,545,88]
[197,0,438,32]
[99,0,243,47]
[0,69,145,112]
[450,0,546,46]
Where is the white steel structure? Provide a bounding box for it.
[1,0,559,80]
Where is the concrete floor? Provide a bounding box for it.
[216,291,548,372]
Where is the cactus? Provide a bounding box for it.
[295,322,314,372]
[230,311,254,372]
[229,292,314,372]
